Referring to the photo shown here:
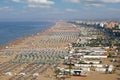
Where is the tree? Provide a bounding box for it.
[54,69,61,78]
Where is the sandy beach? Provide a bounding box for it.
[0,21,119,80]
[0,21,79,80]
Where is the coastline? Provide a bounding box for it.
[0,21,119,80]
[0,22,54,50]
[0,21,79,63]
[0,21,78,50]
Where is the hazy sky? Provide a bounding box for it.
[0,0,120,21]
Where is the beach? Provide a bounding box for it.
[0,21,80,80]
[0,21,119,80]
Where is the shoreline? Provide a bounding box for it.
[0,21,119,80]
[0,22,55,50]
[0,21,79,64]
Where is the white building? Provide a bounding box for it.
[100,23,104,27]
[74,64,103,67]
[118,24,120,29]
[83,55,107,59]
[60,68,87,76]
[95,68,106,72]
[84,60,100,64]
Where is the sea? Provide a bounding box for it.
[0,21,54,45]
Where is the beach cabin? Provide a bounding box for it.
[74,64,103,67]
[83,55,107,59]
[84,60,100,64]
[95,68,106,72]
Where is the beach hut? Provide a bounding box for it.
[95,68,106,72]
[83,55,107,59]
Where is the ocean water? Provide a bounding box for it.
[0,22,53,45]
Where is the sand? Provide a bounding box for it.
[0,21,119,80]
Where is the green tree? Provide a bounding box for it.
[54,69,61,78]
